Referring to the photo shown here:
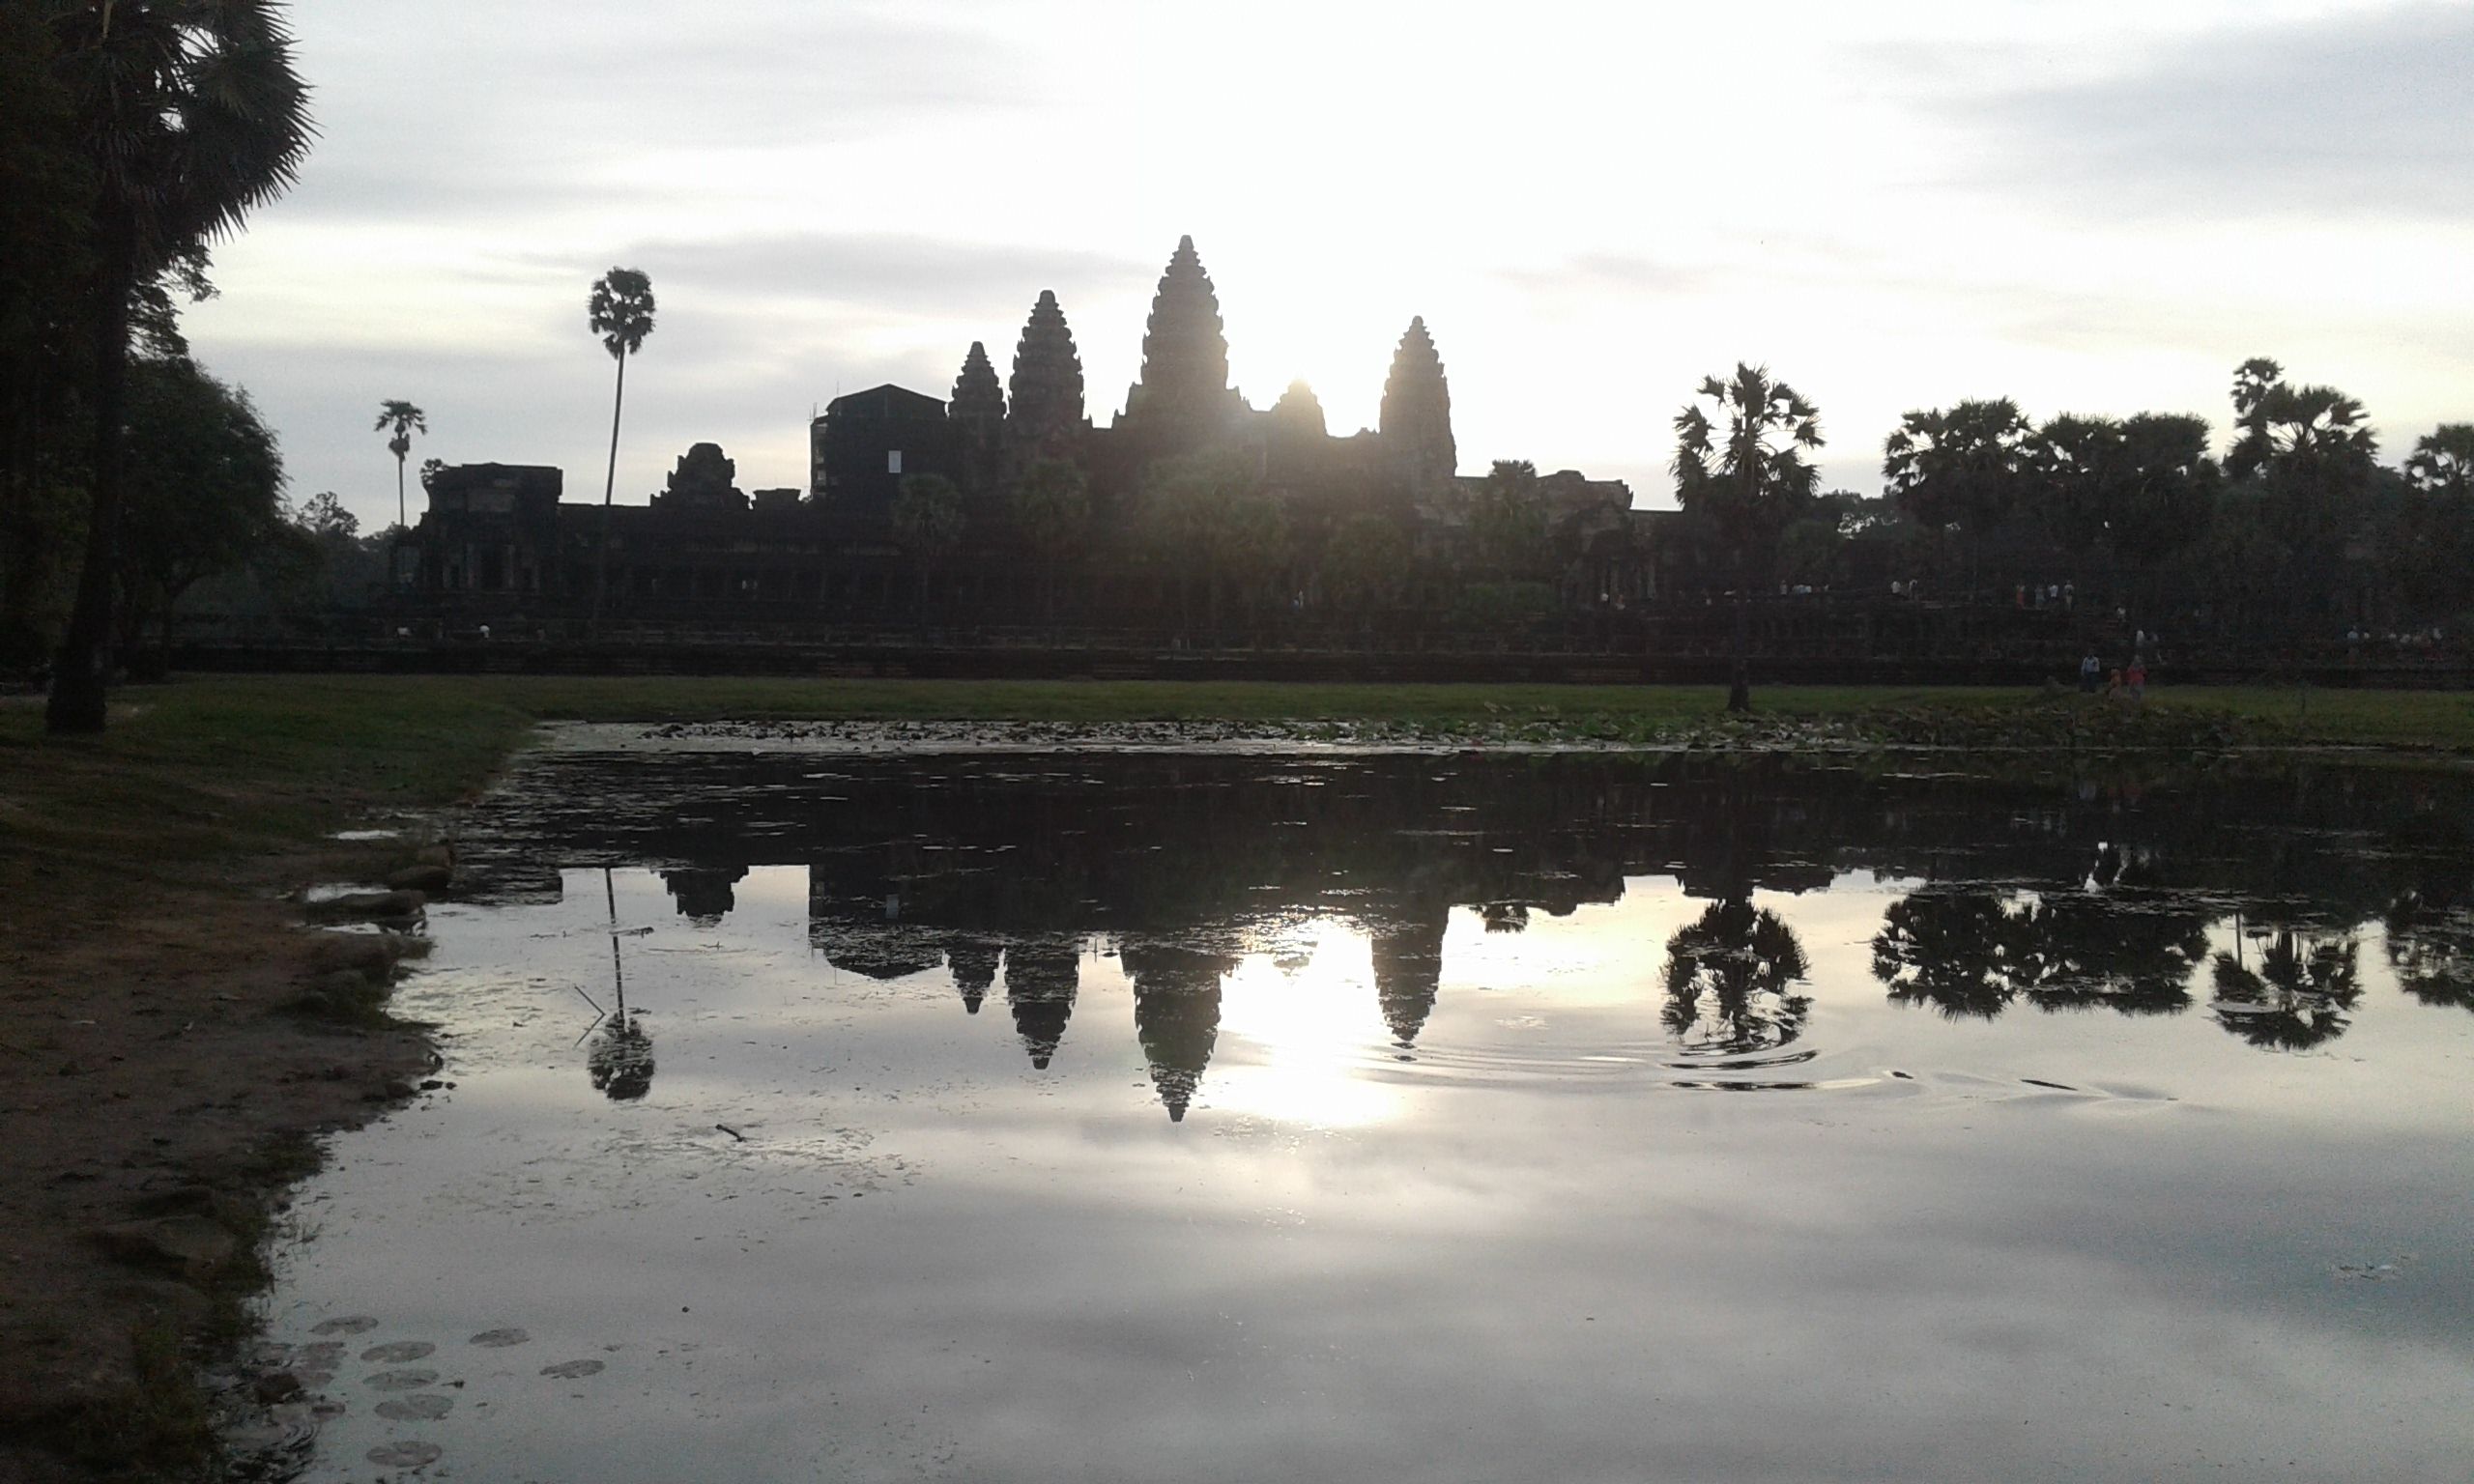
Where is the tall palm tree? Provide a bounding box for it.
[587,266,655,630]
[374,399,424,530]
[45,0,313,734]
[1672,364,1823,711]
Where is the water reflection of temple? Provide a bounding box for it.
[464,752,2474,1116]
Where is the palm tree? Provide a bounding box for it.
[374,399,424,530]
[44,1,313,734]
[1883,397,2032,602]
[891,472,965,622]
[2403,424,2474,496]
[588,266,655,631]
[1007,458,1088,623]
[1672,364,1824,711]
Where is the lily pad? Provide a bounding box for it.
[467,1327,531,1348]
[312,1316,379,1336]
[376,1394,453,1421]
[366,1441,443,1468]
[360,1340,435,1364]
[539,1358,604,1379]
[364,1368,439,1391]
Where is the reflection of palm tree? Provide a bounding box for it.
[1872,892,2020,1018]
[1875,887,2209,1020]
[589,1013,655,1101]
[1121,945,1232,1122]
[2013,896,2206,1016]
[588,867,653,1099]
[1480,902,1529,934]
[2384,890,2474,1013]
[1663,898,1810,1053]
[2210,925,2361,1049]
[1002,942,1080,1070]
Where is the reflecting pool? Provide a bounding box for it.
[251,748,2474,1481]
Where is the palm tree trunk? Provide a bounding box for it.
[47,230,134,734]
[1728,587,1750,712]
[590,351,626,634]
[395,453,407,531]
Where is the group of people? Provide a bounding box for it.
[2078,649,2148,700]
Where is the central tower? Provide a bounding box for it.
[1121,235,1247,450]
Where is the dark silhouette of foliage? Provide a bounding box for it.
[1673,364,1823,710]
[115,355,287,664]
[892,472,965,618]
[2403,424,2474,496]
[1319,512,1412,614]
[44,0,312,732]
[1139,448,1288,637]
[1884,397,2034,600]
[1469,459,1550,582]
[1007,458,1088,620]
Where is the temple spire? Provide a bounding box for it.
[1123,235,1244,444]
[1007,290,1085,450]
[950,341,1005,442]
[1380,316,1456,494]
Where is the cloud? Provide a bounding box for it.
[1945,3,2474,221]
[271,3,1042,226]
[592,234,1154,321]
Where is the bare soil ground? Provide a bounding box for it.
[0,858,435,1481]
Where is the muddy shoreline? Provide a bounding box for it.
[0,848,439,1481]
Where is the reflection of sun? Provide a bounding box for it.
[1209,919,1404,1128]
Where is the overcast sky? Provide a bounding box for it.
[182,0,2474,529]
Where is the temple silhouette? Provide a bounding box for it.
[398,237,1650,622]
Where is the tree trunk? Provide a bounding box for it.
[1728,587,1750,712]
[590,351,626,635]
[47,228,134,734]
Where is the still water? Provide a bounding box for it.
[253,748,2474,1482]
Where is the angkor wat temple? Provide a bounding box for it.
[400,237,1655,629]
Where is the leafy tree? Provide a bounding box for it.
[1672,363,1823,711]
[0,4,95,671]
[2403,425,2474,497]
[1007,457,1088,622]
[374,399,424,530]
[44,0,312,732]
[115,356,285,666]
[891,472,965,619]
[1319,511,1412,614]
[2033,412,2217,625]
[1883,397,2033,600]
[1469,459,1550,583]
[2223,357,2377,635]
[1140,448,1289,638]
[300,489,356,539]
[588,266,656,630]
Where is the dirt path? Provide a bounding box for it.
[0,865,436,1479]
